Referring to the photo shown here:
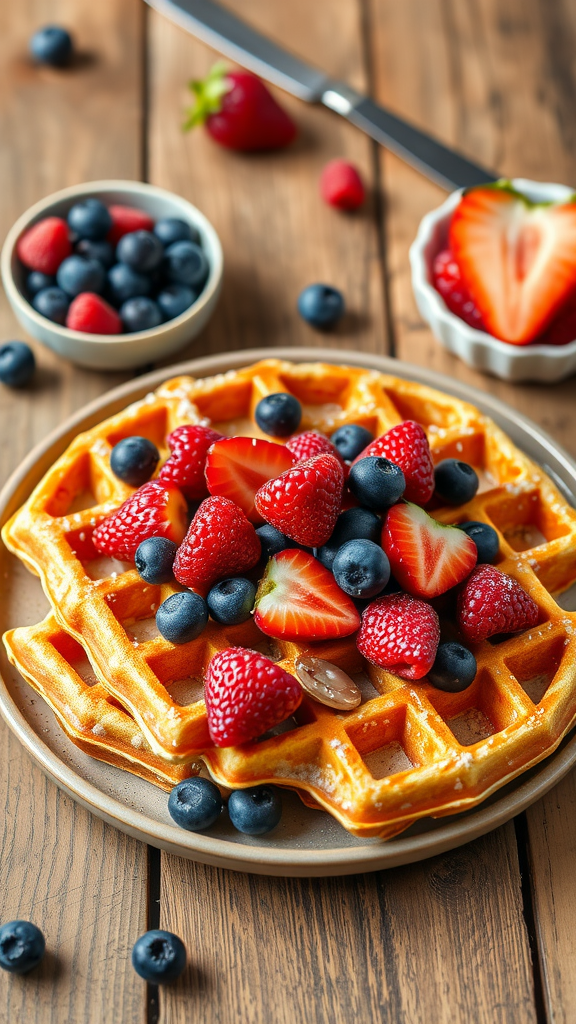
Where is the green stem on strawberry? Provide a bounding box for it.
[183,61,232,131]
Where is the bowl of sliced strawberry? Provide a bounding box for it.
[410,178,576,382]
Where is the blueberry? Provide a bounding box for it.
[107,263,151,304]
[435,459,479,505]
[297,283,345,329]
[457,521,499,563]
[131,929,186,983]
[56,255,105,297]
[332,538,390,598]
[117,230,164,273]
[26,271,54,297]
[156,592,208,644]
[76,238,114,269]
[120,297,163,332]
[164,241,209,289]
[228,786,282,835]
[110,436,159,486]
[29,25,73,66]
[330,423,373,462]
[347,457,405,511]
[0,921,45,974]
[319,507,382,570]
[428,642,477,692]
[255,393,302,438]
[67,199,112,242]
[32,286,69,325]
[168,777,223,832]
[135,537,178,584]
[154,217,200,247]
[0,342,35,387]
[156,284,195,320]
[207,578,256,625]
[256,524,298,560]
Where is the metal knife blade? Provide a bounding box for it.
[145,0,498,190]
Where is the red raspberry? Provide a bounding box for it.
[354,420,435,505]
[254,453,344,548]
[205,647,303,747]
[107,205,155,245]
[357,593,440,680]
[457,565,539,643]
[173,496,261,594]
[159,424,223,499]
[66,293,122,335]
[93,481,188,562]
[285,431,346,472]
[17,216,72,275]
[432,249,485,331]
[320,159,365,211]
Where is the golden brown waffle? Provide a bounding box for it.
[4,359,576,838]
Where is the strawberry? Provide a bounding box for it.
[17,216,72,275]
[173,495,260,594]
[320,159,365,211]
[93,481,188,562]
[205,436,294,523]
[254,453,344,548]
[184,62,297,151]
[457,564,539,643]
[449,184,576,345]
[540,294,576,346]
[357,593,440,680]
[66,293,122,335]
[107,205,155,246]
[353,420,434,505]
[254,549,360,641]
[159,424,223,500]
[285,430,346,472]
[205,647,302,747]
[382,502,477,599]
[432,249,485,331]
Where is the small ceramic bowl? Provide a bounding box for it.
[409,178,576,383]
[1,180,223,371]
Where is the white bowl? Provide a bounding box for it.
[409,177,576,383]
[1,180,223,371]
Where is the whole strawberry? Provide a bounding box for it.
[159,424,223,499]
[457,565,539,643]
[285,431,346,472]
[93,481,188,562]
[357,593,440,680]
[205,647,302,747]
[254,453,344,548]
[173,495,260,594]
[17,216,72,275]
[184,62,296,151]
[353,420,434,505]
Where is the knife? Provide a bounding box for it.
[144,0,498,191]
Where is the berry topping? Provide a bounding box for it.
[110,436,160,487]
[0,920,45,974]
[119,297,162,332]
[383,502,477,599]
[332,538,390,599]
[154,217,200,247]
[255,523,300,560]
[428,642,477,692]
[65,293,122,334]
[17,216,72,275]
[228,786,282,835]
[107,263,151,304]
[207,577,256,625]
[116,230,164,273]
[164,241,209,288]
[434,459,479,505]
[330,423,374,462]
[56,255,105,297]
[254,453,344,548]
[0,342,35,388]
[33,286,69,325]
[353,420,435,505]
[205,435,294,521]
[67,198,112,242]
[173,495,261,594]
[168,778,223,832]
[29,26,72,67]
[254,549,360,641]
[318,506,382,570]
[432,249,485,330]
[160,424,223,500]
[107,205,155,246]
[320,159,365,211]
[93,480,187,562]
[26,271,55,296]
[357,593,440,680]
[254,393,302,438]
[297,283,345,329]
[75,238,115,269]
[457,521,499,563]
[131,930,186,983]
[135,536,178,584]
[156,284,195,320]
[205,647,302,747]
[347,457,405,511]
[285,430,346,470]
[155,591,208,644]
[457,565,539,643]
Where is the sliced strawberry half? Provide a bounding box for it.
[449,184,576,344]
[382,502,477,599]
[254,549,361,641]
[205,436,295,523]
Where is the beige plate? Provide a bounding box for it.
[2,347,576,877]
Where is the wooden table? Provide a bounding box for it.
[1,0,576,1020]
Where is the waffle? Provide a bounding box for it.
[4,359,576,839]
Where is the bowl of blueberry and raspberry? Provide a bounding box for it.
[1,180,223,370]
[409,178,576,383]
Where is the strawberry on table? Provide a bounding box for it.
[382,502,477,599]
[285,431,346,472]
[457,564,539,643]
[66,293,122,335]
[159,424,223,500]
[357,593,440,680]
[205,436,294,523]
[93,481,188,562]
[107,205,155,246]
[353,420,435,506]
[173,495,260,594]
[17,216,72,275]
[254,453,344,548]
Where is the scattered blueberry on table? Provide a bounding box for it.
[168,778,223,832]
[29,25,73,67]
[297,283,345,329]
[155,592,209,644]
[131,929,186,983]
[0,920,45,974]
[0,341,35,388]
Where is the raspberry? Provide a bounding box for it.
[285,431,346,472]
[107,205,155,246]
[320,159,365,211]
[254,453,344,548]
[159,424,223,499]
[17,216,72,275]
[457,565,539,643]
[205,647,302,746]
[354,420,435,505]
[66,293,122,335]
[432,249,485,331]
[357,593,440,680]
[93,481,188,562]
[173,496,261,594]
